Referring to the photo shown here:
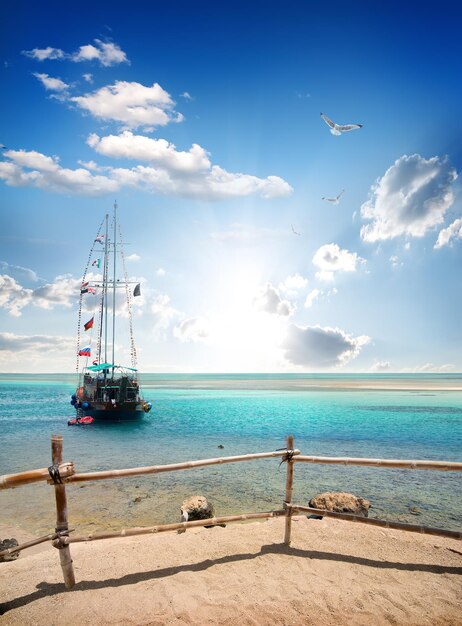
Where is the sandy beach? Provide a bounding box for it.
[1,516,461,625]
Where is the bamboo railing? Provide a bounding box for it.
[288,505,461,540]
[0,462,74,490]
[62,449,301,484]
[0,434,460,590]
[56,511,287,545]
[293,455,462,471]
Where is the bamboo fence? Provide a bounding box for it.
[0,434,460,590]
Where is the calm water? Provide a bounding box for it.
[0,373,461,534]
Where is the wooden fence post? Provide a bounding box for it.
[51,435,75,589]
[283,435,295,545]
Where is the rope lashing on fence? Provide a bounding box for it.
[0,529,75,558]
[276,447,296,467]
[48,464,63,484]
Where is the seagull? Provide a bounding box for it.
[322,189,345,204]
[320,113,362,136]
[291,224,301,236]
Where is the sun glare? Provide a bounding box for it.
[206,264,289,371]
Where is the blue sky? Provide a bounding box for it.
[1,1,461,373]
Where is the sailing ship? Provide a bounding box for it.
[70,202,151,421]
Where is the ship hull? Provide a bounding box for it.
[77,402,145,421]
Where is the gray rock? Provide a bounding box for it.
[0,538,20,562]
[309,492,371,517]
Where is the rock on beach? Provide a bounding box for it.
[309,492,371,517]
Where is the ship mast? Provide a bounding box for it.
[111,201,117,376]
[103,213,109,365]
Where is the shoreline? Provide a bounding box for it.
[1,516,461,625]
[1,373,462,393]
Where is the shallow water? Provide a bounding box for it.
[0,374,461,534]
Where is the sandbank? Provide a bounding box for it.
[147,377,462,392]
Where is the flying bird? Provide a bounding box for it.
[322,189,345,204]
[320,113,362,136]
[291,224,301,236]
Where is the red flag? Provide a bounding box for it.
[84,316,94,331]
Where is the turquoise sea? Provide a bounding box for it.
[0,373,461,535]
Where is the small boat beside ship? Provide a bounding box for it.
[68,415,94,426]
[70,202,151,422]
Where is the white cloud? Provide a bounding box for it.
[23,40,128,67]
[33,73,69,92]
[23,47,65,61]
[254,283,295,317]
[207,167,291,199]
[361,154,457,242]
[29,274,78,309]
[71,81,183,130]
[82,73,93,83]
[180,92,194,100]
[312,243,365,281]
[283,324,370,368]
[156,268,166,276]
[72,40,128,66]
[434,217,462,249]
[389,255,403,269]
[410,362,456,373]
[0,275,32,316]
[0,273,79,316]
[1,144,292,200]
[0,331,72,351]
[88,131,210,172]
[77,160,103,171]
[4,150,57,172]
[279,273,308,296]
[111,163,291,200]
[0,150,119,195]
[0,332,76,372]
[151,293,180,337]
[126,253,140,262]
[371,360,391,372]
[304,288,320,308]
[174,317,210,342]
